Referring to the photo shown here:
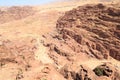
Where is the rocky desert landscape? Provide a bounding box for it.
[0,0,120,80]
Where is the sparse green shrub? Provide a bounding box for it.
[93,67,104,76]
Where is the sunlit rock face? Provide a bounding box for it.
[56,4,120,61]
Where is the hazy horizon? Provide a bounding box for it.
[0,0,118,6]
[0,0,57,6]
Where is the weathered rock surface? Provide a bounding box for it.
[56,3,120,61]
[60,65,97,80]
[0,37,37,68]
[93,63,120,80]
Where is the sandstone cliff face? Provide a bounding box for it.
[56,3,120,61]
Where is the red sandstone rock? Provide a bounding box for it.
[56,3,120,61]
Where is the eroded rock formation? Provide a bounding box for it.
[56,3,120,61]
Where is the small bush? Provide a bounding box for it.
[93,67,104,76]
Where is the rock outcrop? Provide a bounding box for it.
[60,65,97,80]
[59,63,120,80]
[56,3,120,60]
[93,63,120,80]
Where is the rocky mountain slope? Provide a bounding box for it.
[0,1,120,80]
[56,3,120,60]
[0,6,35,24]
[55,3,120,80]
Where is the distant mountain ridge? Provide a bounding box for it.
[0,6,35,24]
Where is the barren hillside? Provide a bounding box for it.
[0,0,120,80]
